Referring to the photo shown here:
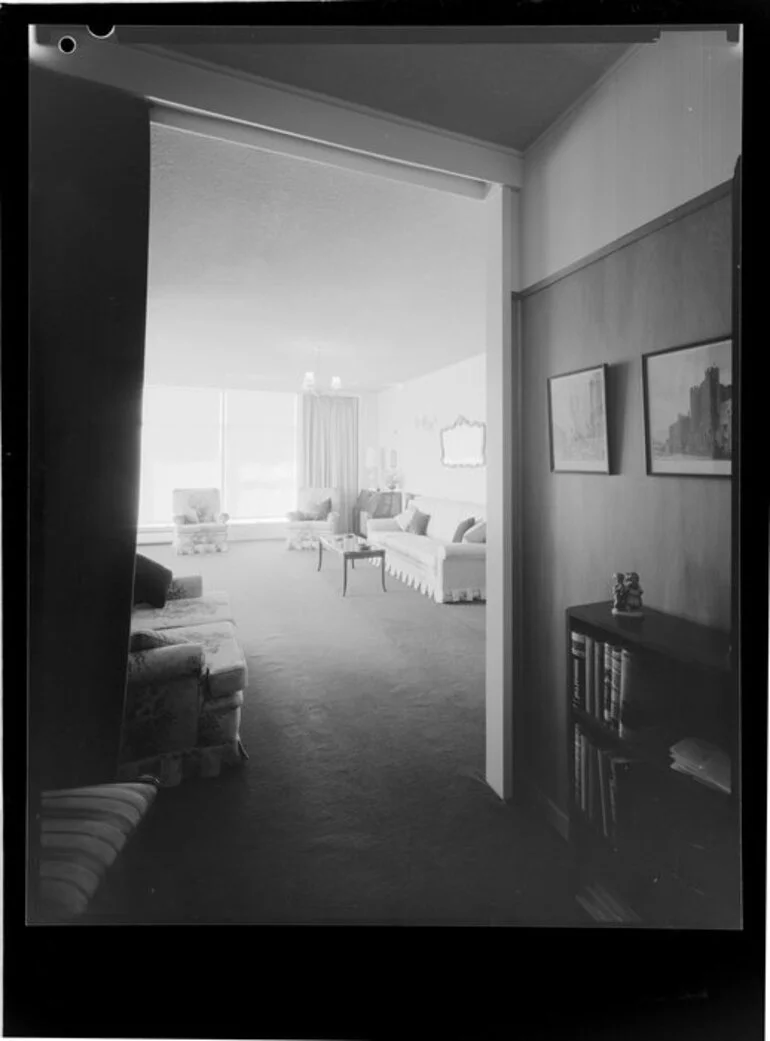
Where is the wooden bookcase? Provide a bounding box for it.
[566,602,740,928]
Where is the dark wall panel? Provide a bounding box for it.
[29,68,150,791]
[520,192,733,811]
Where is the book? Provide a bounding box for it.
[609,645,622,732]
[580,733,587,814]
[603,642,612,726]
[593,640,603,720]
[597,749,609,838]
[570,631,586,710]
[573,725,582,807]
[670,738,731,795]
[585,636,594,717]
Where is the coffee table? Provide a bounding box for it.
[317,533,387,597]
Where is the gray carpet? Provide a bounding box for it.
[102,540,583,925]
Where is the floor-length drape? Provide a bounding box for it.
[301,395,359,532]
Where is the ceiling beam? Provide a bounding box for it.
[29,29,522,190]
[151,104,490,200]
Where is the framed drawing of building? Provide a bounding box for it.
[547,364,610,473]
[642,337,732,477]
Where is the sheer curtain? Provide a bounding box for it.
[301,394,359,532]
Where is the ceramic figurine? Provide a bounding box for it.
[623,572,644,617]
[611,572,627,615]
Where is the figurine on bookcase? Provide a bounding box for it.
[611,571,644,618]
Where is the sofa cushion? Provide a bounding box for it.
[131,590,234,632]
[453,516,477,542]
[129,629,193,652]
[133,554,173,608]
[463,520,487,544]
[394,505,415,531]
[35,782,158,922]
[169,621,247,699]
[406,507,430,536]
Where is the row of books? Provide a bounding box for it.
[570,631,646,740]
[573,726,636,840]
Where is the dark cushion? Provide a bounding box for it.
[452,516,476,543]
[373,492,400,518]
[311,497,332,520]
[406,508,430,536]
[133,554,173,608]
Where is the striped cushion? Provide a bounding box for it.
[35,781,158,922]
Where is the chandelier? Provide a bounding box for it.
[301,348,342,394]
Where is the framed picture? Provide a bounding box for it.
[642,336,732,477]
[440,415,486,467]
[547,364,610,473]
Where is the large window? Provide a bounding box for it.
[138,386,297,526]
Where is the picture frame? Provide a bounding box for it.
[547,364,610,474]
[642,336,732,477]
[440,415,486,467]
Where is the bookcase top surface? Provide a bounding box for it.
[567,602,731,672]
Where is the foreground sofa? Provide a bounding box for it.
[366,496,486,604]
[31,777,159,923]
[120,574,248,786]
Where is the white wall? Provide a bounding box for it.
[357,393,380,489]
[377,354,486,503]
[522,31,742,286]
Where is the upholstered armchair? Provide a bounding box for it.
[286,487,340,550]
[172,488,229,555]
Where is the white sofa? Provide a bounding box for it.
[366,496,485,604]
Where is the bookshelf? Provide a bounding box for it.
[566,602,740,928]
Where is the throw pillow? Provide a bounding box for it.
[395,506,415,531]
[406,508,430,536]
[196,506,216,523]
[133,554,173,608]
[452,516,476,543]
[130,629,192,652]
[462,520,486,544]
[306,497,332,520]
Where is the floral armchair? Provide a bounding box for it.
[286,487,340,550]
[172,488,229,555]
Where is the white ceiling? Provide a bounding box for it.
[157,39,634,152]
[146,124,487,393]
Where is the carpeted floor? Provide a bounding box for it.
[99,539,584,925]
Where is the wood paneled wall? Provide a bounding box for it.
[519,190,733,812]
[29,69,150,792]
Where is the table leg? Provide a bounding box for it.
[342,558,348,596]
[317,539,323,571]
[381,555,387,592]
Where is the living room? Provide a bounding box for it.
[26,24,747,941]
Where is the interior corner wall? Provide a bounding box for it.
[520,190,733,816]
[522,30,742,286]
[376,354,487,502]
[357,392,380,488]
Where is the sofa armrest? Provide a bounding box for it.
[438,542,487,560]
[218,512,230,524]
[366,517,400,534]
[167,574,203,600]
[127,644,205,686]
